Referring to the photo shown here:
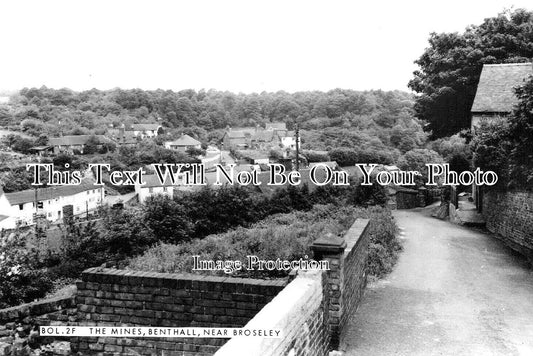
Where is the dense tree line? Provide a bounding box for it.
[2,87,414,132]
[410,8,533,138]
[0,87,420,150]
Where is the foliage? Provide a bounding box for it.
[142,195,194,244]
[0,232,53,308]
[427,133,471,162]
[354,207,401,279]
[508,75,533,189]
[410,8,533,138]
[471,75,533,190]
[127,205,356,278]
[83,135,100,155]
[471,119,513,189]
[128,204,400,280]
[302,150,330,163]
[1,87,424,159]
[329,147,394,166]
[0,168,34,192]
[398,148,445,186]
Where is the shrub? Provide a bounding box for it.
[0,233,53,308]
[127,204,399,280]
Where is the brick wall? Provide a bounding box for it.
[73,269,287,355]
[483,190,533,261]
[0,293,76,356]
[339,219,370,340]
[314,219,370,348]
[214,218,372,356]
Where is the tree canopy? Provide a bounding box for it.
[409,8,533,138]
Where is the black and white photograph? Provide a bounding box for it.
[0,1,532,355]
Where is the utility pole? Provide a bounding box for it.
[295,123,300,172]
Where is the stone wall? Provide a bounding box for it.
[395,190,419,209]
[339,219,370,341]
[215,218,372,356]
[483,190,533,261]
[0,293,76,356]
[73,269,287,355]
[214,270,329,356]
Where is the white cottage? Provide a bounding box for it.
[0,183,104,229]
[135,175,175,204]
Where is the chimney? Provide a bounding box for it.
[119,125,125,143]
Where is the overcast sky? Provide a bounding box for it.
[0,0,531,93]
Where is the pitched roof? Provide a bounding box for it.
[129,123,161,131]
[4,182,98,205]
[251,131,275,142]
[471,63,532,113]
[108,129,137,144]
[225,131,246,138]
[141,174,176,188]
[166,134,201,147]
[265,122,287,131]
[237,150,269,160]
[105,192,138,205]
[48,135,112,146]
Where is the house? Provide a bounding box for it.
[135,175,176,204]
[237,150,270,165]
[164,134,202,152]
[104,191,138,207]
[48,135,113,155]
[471,62,532,211]
[265,122,287,134]
[108,127,138,146]
[250,130,275,149]
[222,130,249,149]
[127,123,162,139]
[29,146,54,157]
[471,62,532,131]
[0,183,104,229]
[277,130,299,150]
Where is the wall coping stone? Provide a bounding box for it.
[81,267,288,288]
[0,292,76,323]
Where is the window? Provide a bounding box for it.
[87,191,90,195]
[163,187,168,192]
[149,187,154,193]
[19,204,24,210]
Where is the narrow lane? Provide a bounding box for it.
[342,207,533,356]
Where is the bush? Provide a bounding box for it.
[0,233,53,308]
[127,204,357,278]
[358,207,401,279]
[127,204,400,280]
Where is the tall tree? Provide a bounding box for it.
[409,9,533,138]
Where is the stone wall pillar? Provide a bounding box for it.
[417,187,427,207]
[310,235,346,349]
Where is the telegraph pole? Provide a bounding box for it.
[295,123,300,172]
